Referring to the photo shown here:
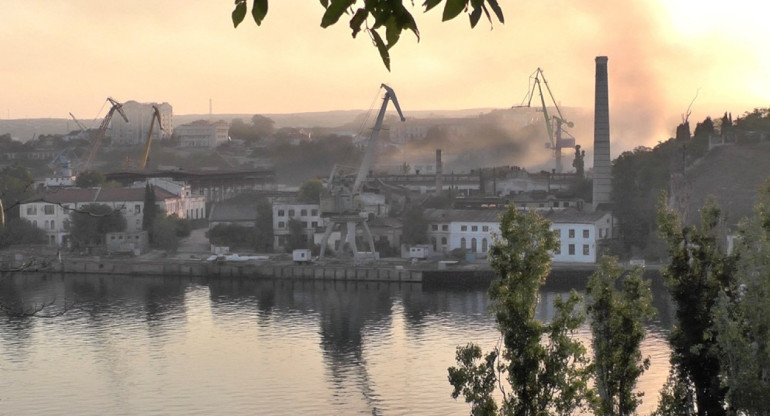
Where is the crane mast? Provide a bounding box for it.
[520,68,575,173]
[82,97,128,172]
[318,84,405,261]
[138,105,163,170]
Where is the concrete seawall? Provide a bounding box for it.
[15,258,425,283]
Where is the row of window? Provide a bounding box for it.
[555,229,590,239]
[276,208,318,217]
[26,205,56,215]
[276,221,319,229]
[554,244,591,256]
[431,224,491,232]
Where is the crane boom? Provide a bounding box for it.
[519,68,576,173]
[69,112,88,132]
[139,105,163,170]
[82,97,128,172]
[352,84,405,194]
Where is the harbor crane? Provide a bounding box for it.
[124,105,163,170]
[82,97,128,172]
[318,84,405,261]
[517,68,576,173]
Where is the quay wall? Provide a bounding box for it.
[5,258,424,283]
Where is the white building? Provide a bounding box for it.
[177,120,229,149]
[110,101,173,146]
[131,178,206,220]
[272,201,323,251]
[20,187,184,246]
[424,208,614,264]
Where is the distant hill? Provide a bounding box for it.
[684,142,770,228]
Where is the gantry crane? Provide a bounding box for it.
[124,105,163,170]
[318,84,405,261]
[517,68,576,173]
[81,97,129,172]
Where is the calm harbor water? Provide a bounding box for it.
[0,273,672,415]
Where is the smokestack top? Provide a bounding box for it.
[595,56,608,63]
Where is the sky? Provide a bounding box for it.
[1,0,768,152]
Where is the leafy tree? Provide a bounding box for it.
[207,223,256,250]
[255,197,273,252]
[572,144,585,178]
[75,170,106,188]
[402,206,428,244]
[284,218,308,252]
[69,204,127,248]
[657,195,733,416]
[142,184,158,232]
[0,164,35,219]
[712,180,770,414]
[297,179,324,204]
[586,256,655,416]
[0,218,46,248]
[734,107,770,133]
[251,114,275,138]
[231,0,504,70]
[151,214,179,253]
[448,205,594,415]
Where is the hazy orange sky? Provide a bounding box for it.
[1,0,768,148]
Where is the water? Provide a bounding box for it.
[0,273,672,415]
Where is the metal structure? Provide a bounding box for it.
[125,105,163,170]
[518,68,576,173]
[318,84,405,260]
[82,97,128,172]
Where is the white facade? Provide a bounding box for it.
[177,120,229,149]
[110,101,173,146]
[425,208,614,264]
[20,187,184,246]
[132,178,206,220]
[272,202,323,250]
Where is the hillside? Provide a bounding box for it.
[684,142,770,228]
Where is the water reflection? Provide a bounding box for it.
[0,273,672,415]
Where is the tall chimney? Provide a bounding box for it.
[435,149,443,194]
[593,56,612,210]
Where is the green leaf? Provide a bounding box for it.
[385,16,400,48]
[397,5,420,41]
[370,29,391,71]
[349,8,368,38]
[442,0,467,22]
[319,0,329,8]
[232,0,247,28]
[469,5,482,28]
[321,0,355,28]
[486,0,504,23]
[251,0,268,26]
[423,0,441,12]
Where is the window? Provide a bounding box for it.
[554,244,561,255]
[301,209,307,216]
[583,229,589,238]
[461,225,467,231]
[441,237,447,245]
[482,238,488,253]
[568,229,575,238]
[482,226,489,232]
[311,221,318,228]
[63,219,70,231]
[311,209,318,216]
[26,206,37,215]
[442,225,448,231]
[553,201,559,207]
[135,204,141,214]
[288,209,295,217]
[302,222,309,228]
[460,238,466,249]
[50,220,55,230]
[563,202,570,207]
[583,244,590,255]
[568,244,575,255]
[278,221,285,229]
[471,225,478,232]
[432,224,439,231]
[278,209,285,217]
[554,229,561,238]
[44,205,54,215]
[471,238,477,252]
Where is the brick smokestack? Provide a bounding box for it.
[435,148,443,194]
[592,56,612,210]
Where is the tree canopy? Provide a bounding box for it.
[232,0,504,70]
